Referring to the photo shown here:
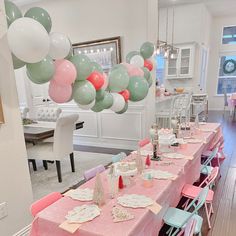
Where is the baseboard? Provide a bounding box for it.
[13,225,31,236]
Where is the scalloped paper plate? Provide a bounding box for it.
[117,194,153,208]
[67,188,94,201]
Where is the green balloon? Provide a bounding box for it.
[91,100,104,112]
[110,64,126,73]
[5,0,22,27]
[26,56,55,84]
[96,89,105,101]
[108,67,129,92]
[69,55,92,81]
[12,54,25,69]
[140,42,155,59]
[102,92,113,109]
[127,76,149,102]
[142,67,151,80]
[147,75,153,88]
[73,80,96,105]
[24,7,52,33]
[116,102,128,114]
[91,61,103,73]
[126,51,140,63]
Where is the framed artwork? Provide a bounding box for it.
[72,36,121,72]
[0,96,4,124]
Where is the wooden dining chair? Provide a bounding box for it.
[30,192,62,217]
[27,114,79,182]
[83,164,106,181]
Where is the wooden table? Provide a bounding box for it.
[24,121,84,142]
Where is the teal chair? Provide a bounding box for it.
[163,186,209,236]
[112,152,126,163]
[201,147,218,175]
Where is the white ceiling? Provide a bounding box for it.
[159,0,236,17]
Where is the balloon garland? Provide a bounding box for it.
[4,0,155,114]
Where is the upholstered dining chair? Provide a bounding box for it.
[36,106,62,122]
[27,114,79,182]
[30,192,62,217]
[112,152,127,163]
[138,138,150,148]
[83,164,106,181]
[20,107,29,119]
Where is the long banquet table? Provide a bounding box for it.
[30,123,222,236]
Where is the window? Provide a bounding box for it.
[156,54,165,85]
[217,55,236,94]
[222,26,236,45]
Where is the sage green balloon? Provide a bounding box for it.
[24,7,52,33]
[110,64,126,73]
[108,67,129,92]
[140,42,155,59]
[91,100,104,112]
[102,92,113,109]
[73,80,96,105]
[26,56,55,84]
[116,102,128,114]
[127,76,149,102]
[12,53,25,69]
[5,0,22,27]
[147,75,153,88]
[126,51,140,63]
[96,89,105,101]
[69,55,92,81]
[91,61,103,73]
[142,67,151,80]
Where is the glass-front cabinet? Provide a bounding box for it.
[166,43,195,79]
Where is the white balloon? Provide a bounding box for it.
[77,99,95,110]
[7,17,50,63]
[110,93,125,112]
[49,32,71,59]
[101,73,109,90]
[130,55,144,68]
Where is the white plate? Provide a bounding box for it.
[65,204,101,223]
[117,194,153,208]
[67,188,93,201]
[162,153,186,159]
[185,139,203,144]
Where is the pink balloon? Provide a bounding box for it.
[101,72,109,90]
[53,59,77,85]
[122,62,144,77]
[49,80,72,103]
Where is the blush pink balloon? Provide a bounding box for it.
[122,62,144,77]
[49,80,72,103]
[53,59,77,85]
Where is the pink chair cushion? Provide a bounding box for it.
[30,192,62,217]
[181,184,214,203]
[138,138,150,148]
[83,165,105,181]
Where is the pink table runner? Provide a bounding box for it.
[30,123,221,236]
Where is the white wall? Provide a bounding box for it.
[207,15,236,110]
[16,0,157,150]
[0,1,33,235]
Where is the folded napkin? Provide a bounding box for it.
[59,221,81,234]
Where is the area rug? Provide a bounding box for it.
[29,151,113,200]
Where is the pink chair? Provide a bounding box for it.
[138,138,150,148]
[30,192,62,217]
[181,167,219,229]
[83,164,105,181]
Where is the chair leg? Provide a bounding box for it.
[43,160,48,170]
[30,159,37,171]
[70,152,75,172]
[56,161,62,183]
[205,203,211,229]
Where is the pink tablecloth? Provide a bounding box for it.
[30,123,221,236]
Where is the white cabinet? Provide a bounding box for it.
[166,44,195,79]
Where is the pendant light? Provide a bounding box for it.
[163,8,169,59]
[169,7,178,59]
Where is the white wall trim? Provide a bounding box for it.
[13,224,31,236]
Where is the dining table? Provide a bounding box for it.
[23,121,84,142]
[29,122,223,236]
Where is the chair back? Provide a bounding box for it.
[37,107,62,122]
[30,192,62,217]
[83,164,105,181]
[202,146,218,166]
[53,114,79,159]
[200,167,219,188]
[112,152,127,163]
[138,138,150,148]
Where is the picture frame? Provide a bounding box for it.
[0,96,4,124]
[72,36,121,72]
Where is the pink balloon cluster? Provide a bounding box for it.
[49,59,76,103]
[122,62,144,77]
